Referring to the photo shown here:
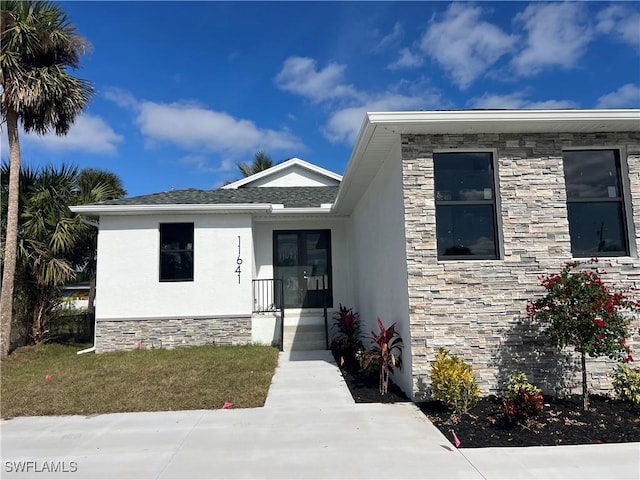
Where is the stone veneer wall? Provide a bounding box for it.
[95,317,252,353]
[402,132,640,400]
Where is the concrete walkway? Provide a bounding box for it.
[1,350,639,479]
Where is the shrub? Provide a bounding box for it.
[430,348,480,416]
[502,371,544,425]
[526,259,639,410]
[330,304,362,371]
[355,346,378,377]
[610,363,640,405]
[361,317,403,395]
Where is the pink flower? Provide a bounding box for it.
[45,374,52,381]
[593,319,606,328]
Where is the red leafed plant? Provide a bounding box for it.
[330,304,362,371]
[501,371,544,426]
[526,259,640,410]
[362,317,403,395]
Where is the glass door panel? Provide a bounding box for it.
[274,230,332,308]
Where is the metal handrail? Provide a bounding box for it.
[252,279,285,351]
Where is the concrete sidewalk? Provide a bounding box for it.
[1,350,639,479]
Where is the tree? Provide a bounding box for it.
[1,163,85,343]
[0,0,93,355]
[0,163,124,346]
[236,151,273,177]
[526,260,639,410]
[73,168,125,323]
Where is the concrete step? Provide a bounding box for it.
[283,324,328,351]
[283,311,329,327]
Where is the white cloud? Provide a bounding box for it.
[420,3,516,89]
[274,56,445,144]
[388,48,424,70]
[512,3,592,76]
[103,89,305,158]
[135,100,304,154]
[375,22,404,51]
[596,84,640,108]
[596,4,640,49]
[103,87,138,109]
[23,114,123,154]
[470,92,577,110]
[274,56,358,103]
[324,92,442,144]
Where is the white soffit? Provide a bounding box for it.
[367,109,640,135]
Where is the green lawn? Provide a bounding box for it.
[1,343,279,418]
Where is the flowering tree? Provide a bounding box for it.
[526,260,639,410]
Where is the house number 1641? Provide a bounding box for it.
[235,236,242,284]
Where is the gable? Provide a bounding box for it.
[222,157,342,189]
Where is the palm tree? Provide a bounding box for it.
[236,151,273,177]
[0,164,124,345]
[0,0,93,355]
[73,168,125,324]
[1,163,85,343]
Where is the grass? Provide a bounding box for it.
[1,343,279,418]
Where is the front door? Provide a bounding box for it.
[274,230,333,308]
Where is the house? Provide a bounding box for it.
[72,109,640,400]
[61,282,90,311]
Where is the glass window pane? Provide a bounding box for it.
[160,223,194,281]
[567,203,627,256]
[436,205,497,258]
[563,150,621,199]
[434,152,494,201]
[275,233,298,267]
[161,223,193,251]
[160,251,194,281]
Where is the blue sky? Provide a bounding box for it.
[10,1,640,197]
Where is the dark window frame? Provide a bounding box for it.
[562,148,630,257]
[434,151,500,261]
[159,222,194,282]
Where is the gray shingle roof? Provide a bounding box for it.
[98,186,339,208]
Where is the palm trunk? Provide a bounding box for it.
[0,107,22,356]
[581,351,589,411]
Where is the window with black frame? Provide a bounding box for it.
[562,149,629,257]
[159,223,194,281]
[434,152,499,260]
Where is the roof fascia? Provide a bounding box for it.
[70,203,274,216]
[366,109,640,132]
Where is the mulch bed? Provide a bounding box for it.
[338,362,640,448]
[418,394,640,448]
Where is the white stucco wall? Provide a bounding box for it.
[95,214,253,319]
[249,165,340,187]
[349,147,413,397]
[252,217,352,311]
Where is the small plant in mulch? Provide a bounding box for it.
[429,347,480,420]
[501,371,544,427]
[526,259,640,411]
[330,304,362,372]
[360,317,403,395]
[610,362,640,405]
